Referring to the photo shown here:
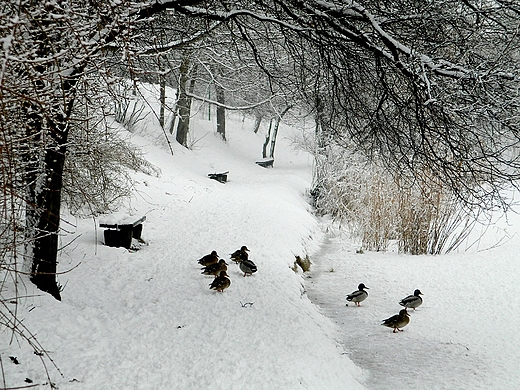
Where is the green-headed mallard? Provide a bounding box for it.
[230,246,249,264]
[198,250,219,266]
[239,258,257,277]
[346,283,369,306]
[381,309,410,333]
[399,289,423,310]
[209,271,231,292]
[201,259,228,277]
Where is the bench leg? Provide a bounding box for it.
[132,224,143,240]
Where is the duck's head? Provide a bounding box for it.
[211,250,218,256]
[219,271,229,277]
[399,309,409,317]
[219,259,228,265]
[241,246,249,252]
[358,283,369,290]
[414,289,423,296]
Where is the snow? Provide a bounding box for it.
[2,89,520,389]
[307,229,520,389]
[1,98,364,389]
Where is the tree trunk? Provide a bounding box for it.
[23,105,44,274]
[215,83,226,141]
[159,67,166,128]
[268,105,292,159]
[269,117,280,159]
[262,119,273,159]
[175,53,195,147]
[252,114,262,134]
[30,138,67,301]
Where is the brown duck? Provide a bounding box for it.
[230,245,249,264]
[209,271,231,292]
[198,250,219,266]
[381,309,410,333]
[201,259,228,277]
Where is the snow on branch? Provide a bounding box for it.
[135,21,224,55]
[348,2,475,79]
[186,91,282,111]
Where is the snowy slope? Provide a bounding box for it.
[1,99,365,389]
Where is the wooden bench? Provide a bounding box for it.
[100,215,146,249]
[255,158,274,168]
[208,171,229,183]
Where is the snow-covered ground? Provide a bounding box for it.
[1,92,365,389]
[306,225,520,389]
[2,86,520,389]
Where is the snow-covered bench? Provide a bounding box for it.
[208,171,229,183]
[255,158,274,168]
[99,215,146,249]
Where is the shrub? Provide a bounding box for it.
[311,144,475,255]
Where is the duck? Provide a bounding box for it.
[399,289,423,310]
[346,283,369,306]
[239,258,257,277]
[381,309,410,333]
[201,259,228,277]
[198,250,219,266]
[209,271,231,292]
[230,246,249,264]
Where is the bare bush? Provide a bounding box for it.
[113,84,150,133]
[312,144,476,255]
[63,120,160,218]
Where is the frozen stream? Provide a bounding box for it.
[305,234,520,390]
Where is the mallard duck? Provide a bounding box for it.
[230,246,249,264]
[346,283,369,306]
[399,289,423,310]
[209,271,231,292]
[201,259,228,277]
[381,309,410,333]
[239,258,257,277]
[198,250,219,266]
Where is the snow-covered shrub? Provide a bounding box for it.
[113,82,149,133]
[311,144,475,255]
[62,121,160,218]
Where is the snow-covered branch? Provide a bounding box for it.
[186,91,282,111]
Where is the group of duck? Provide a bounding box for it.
[197,246,258,292]
[346,283,424,333]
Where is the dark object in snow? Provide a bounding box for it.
[25,378,33,383]
[399,289,423,310]
[208,171,229,183]
[201,259,228,277]
[230,245,249,263]
[346,283,369,306]
[100,215,146,249]
[210,271,231,292]
[9,356,20,364]
[382,309,410,333]
[239,258,258,277]
[255,158,274,168]
[198,250,219,266]
[294,255,311,272]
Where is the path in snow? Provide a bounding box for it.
[305,233,520,390]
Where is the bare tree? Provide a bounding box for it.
[164,1,520,211]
